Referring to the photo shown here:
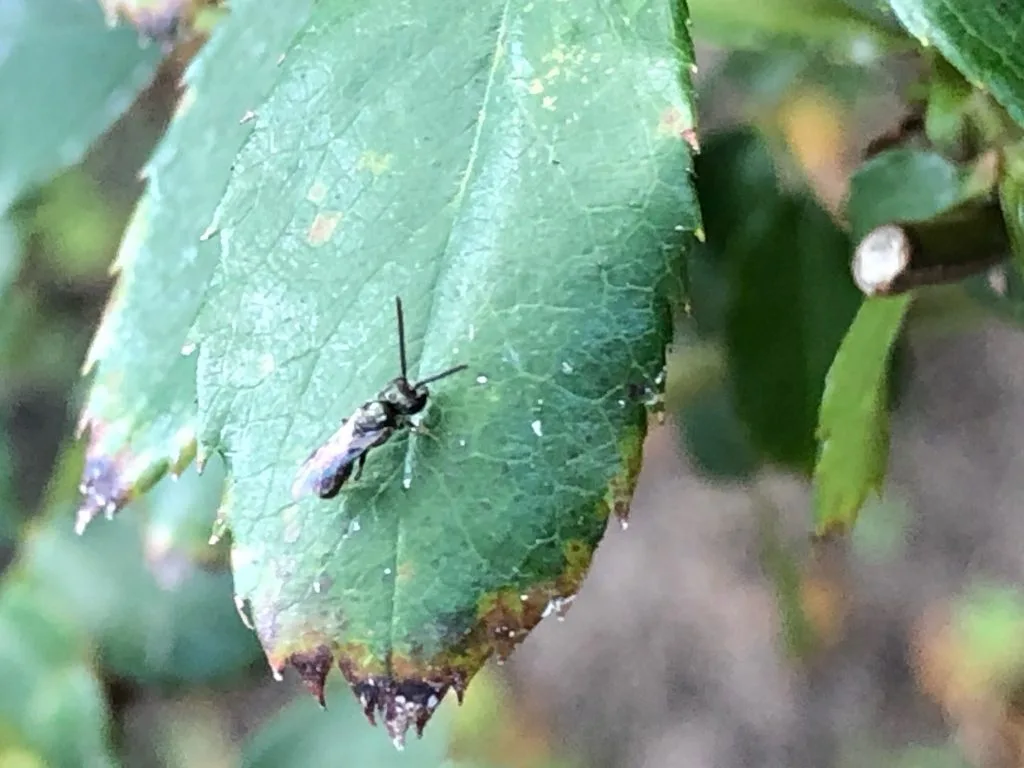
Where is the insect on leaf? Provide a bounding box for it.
[186,0,699,747]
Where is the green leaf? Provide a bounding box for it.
[677,375,760,481]
[953,584,1024,691]
[0,427,18,545]
[0,580,115,768]
[845,148,967,239]
[0,0,161,212]
[726,194,862,473]
[184,0,697,744]
[706,47,883,112]
[999,142,1024,282]
[244,677,457,767]
[813,294,910,536]
[75,0,315,532]
[673,221,759,481]
[694,130,861,474]
[0,214,22,296]
[689,0,903,55]
[887,0,1024,129]
[924,57,974,152]
[42,460,263,684]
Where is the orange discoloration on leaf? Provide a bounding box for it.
[306,211,343,247]
[396,561,416,584]
[597,427,644,526]
[260,533,596,747]
[658,106,699,152]
[356,151,393,176]
[306,180,329,205]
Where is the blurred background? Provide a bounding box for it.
[4,2,1024,767]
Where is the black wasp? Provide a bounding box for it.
[291,297,468,501]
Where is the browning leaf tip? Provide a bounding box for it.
[76,454,127,534]
[336,661,452,750]
[289,646,334,708]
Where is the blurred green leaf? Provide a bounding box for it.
[690,0,902,56]
[726,193,861,474]
[0,0,161,212]
[889,745,970,768]
[142,456,230,587]
[447,667,578,768]
[708,47,880,111]
[0,429,18,544]
[134,0,701,744]
[243,678,456,767]
[924,57,974,152]
[887,0,1024,129]
[813,294,910,536]
[999,142,1024,282]
[680,129,860,478]
[0,214,22,295]
[0,580,115,768]
[758,503,817,659]
[31,464,262,685]
[0,283,85,390]
[678,383,760,481]
[845,148,967,239]
[674,213,759,482]
[955,584,1024,688]
[32,171,121,283]
[692,129,860,474]
[836,0,903,29]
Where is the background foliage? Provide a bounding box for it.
[5,0,1024,766]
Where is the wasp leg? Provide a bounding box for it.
[409,421,436,440]
[352,453,367,482]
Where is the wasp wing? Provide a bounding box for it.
[291,417,394,500]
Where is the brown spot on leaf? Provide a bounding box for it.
[307,211,343,246]
[324,554,593,749]
[290,645,334,708]
[255,520,596,748]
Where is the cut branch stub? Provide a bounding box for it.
[851,202,1009,296]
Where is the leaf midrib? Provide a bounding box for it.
[388,0,514,670]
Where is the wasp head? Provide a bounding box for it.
[379,377,429,417]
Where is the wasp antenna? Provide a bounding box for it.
[395,296,409,381]
[414,363,469,388]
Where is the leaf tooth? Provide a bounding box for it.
[337,660,383,726]
[381,680,450,750]
[288,645,334,708]
[335,659,454,746]
[75,453,129,535]
[451,670,468,704]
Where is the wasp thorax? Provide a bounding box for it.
[290,296,467,502]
